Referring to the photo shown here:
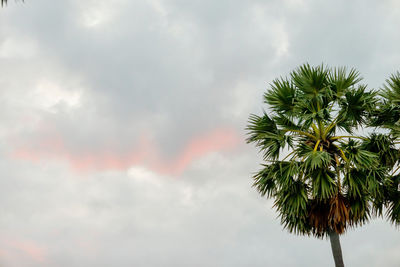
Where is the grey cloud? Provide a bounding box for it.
[1,0,400,266]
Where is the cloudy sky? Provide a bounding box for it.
[0,0,400,266]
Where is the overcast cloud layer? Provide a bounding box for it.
[0,0,400,266]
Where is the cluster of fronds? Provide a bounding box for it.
[247,64,400,238]
[370,72,400,225]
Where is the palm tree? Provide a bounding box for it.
[246,64,383,267]
[368,72,400,225]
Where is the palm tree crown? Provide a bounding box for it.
[247,64,385,238]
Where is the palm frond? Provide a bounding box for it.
[383,174,400,225]
[274,180,310,235]
[253,164,277,198]
[343,169,367,198]
[273,113,302,132]
[246,113,289,160]
[381,72,400,103]
[304,150,332,171]
[386,196,400,225]
[310,168,336,199]
[264,78,296,114]
[328,67,362,97]
[361,133,398,169]
[338,85,377,128]
[346,193,370,225]
[342,139,378,169]
[291,64,329,98]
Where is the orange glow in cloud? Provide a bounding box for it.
[11,127,241,175]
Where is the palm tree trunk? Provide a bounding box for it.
[329,231,345,267]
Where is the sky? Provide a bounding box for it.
[0,0,400,266]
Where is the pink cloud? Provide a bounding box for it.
[11,127,241,175]
[154,128,239,175]
[0,238,47,264]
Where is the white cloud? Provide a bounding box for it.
[127,166,163,186]
[0,37,38,59]
[75,0,127,28]
[28,80,82,112]
[250,3,290,58]
[31,79,82,112]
